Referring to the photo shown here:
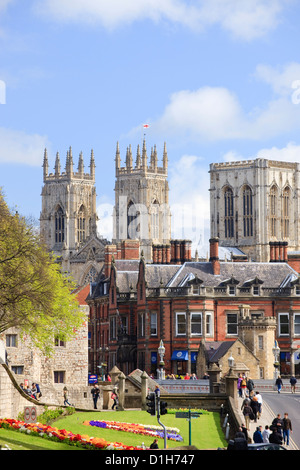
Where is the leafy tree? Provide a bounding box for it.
[0,190,85,355]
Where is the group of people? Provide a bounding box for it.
[236,412,293,448]
[20,382,42,400]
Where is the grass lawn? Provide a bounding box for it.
[0,409,227,450]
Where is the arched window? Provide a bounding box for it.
[77,205,86,243]
[224,187,234,238]
[283,187,290,238]
[151,200,159,239]
[270,185,277,237]
[55,206,65,244]
[243,186,253,237]
[127,201,138,238]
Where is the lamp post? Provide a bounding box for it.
[228,353,235,375]
[272,340,280,380]
[158,340,165,380]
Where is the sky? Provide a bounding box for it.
[1,0,300,254]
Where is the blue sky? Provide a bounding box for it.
[1,0,300,253]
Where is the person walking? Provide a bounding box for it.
[275,375,283,393]
[272,414,283,435]
[253,426,263,444]
[240,375,247,399]
[246,377,255,398]
[63,387,72,406]
[282,412,293,446]
[250,395,259,423]
[269,426,283,445]
[262,425,271,443]
[290,376,297,393]
[91,384,100,409]
[255,391,263,418]
[111,388,119,410]
[242,402,254,431]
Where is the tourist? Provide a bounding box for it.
[63,386,72,406]
[91,384,100,409]
[253,426,263,443]
[282,412,293,446]
[246,376,255,398]
[262,425,271,443]
[275,375,283,393]
[290,376,297,393]
[150,438,159,449]
[255,391,263,418]
[111,388,119,410]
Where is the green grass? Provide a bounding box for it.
[0,409,227,450]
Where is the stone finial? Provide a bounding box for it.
[54,152,61,177]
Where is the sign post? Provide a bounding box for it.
[175,407,202,445]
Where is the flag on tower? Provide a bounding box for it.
[143,124,150,129]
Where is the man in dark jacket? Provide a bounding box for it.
[269,427,283,445]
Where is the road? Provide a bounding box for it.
[263,392,300,449]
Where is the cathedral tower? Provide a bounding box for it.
[113,139,171,262]
[40,147,107,285]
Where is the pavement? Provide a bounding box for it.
[236,394,298,450]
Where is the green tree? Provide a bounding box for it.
[0,190,85,355]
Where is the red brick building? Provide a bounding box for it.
[87,238,300,378]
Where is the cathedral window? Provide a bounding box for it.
[282,187,290,238]
[243,185,253,237]
[270,185,277,237]
[151,200,159,239]
[127,201,138,238]
[224,187,234,238]
[55,207,65,244]
[77,205,86,243]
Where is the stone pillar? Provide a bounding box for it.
[141,371,148,410]
[225,369,238,407]
[109,365,121,385]
[208,363,221,394]
[118,372,126,411]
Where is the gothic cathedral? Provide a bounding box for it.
[40,147,108,285]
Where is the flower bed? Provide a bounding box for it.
[84,420,183,442]
[0,418,143,450]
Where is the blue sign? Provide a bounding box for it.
[88,374,98,384]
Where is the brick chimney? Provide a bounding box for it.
[209,237,220,275]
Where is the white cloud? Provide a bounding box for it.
[223,142,300,164]
[145,62,300,143]
[33,0,287,40]
[0,127,49,165]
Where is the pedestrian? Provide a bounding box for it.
[63,386,72,406]
[269,426,283,445]
[290,376,297,393]
[275,375,283,393]
[282,412,293,446]
[111,388,119,410]
[253,426,263,443]
[246,376,255,398]
[242,402,254,430]
[255,391,263,418]
[237,374,243,398]
[91,384,100,409]
[262,425,271,443]
[241,423,248,442]
[240,375,247,398]
[235,427,246,440]
[250,395,259,423]
[150,438,159,449]
[272,414,283,435]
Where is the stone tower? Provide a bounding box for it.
[209,158,300,262]
[113,139,171,262]
[40,147,107,285]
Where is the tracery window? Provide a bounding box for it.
[224,187,234,238]
[243,185,253,237]
[77,205,86,243]
[151,200,159,239]
[270,185,277,237]
[55,206,65,244]
[282,187,290,238]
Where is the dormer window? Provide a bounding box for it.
[253,286,260,296]
[229,286,235,296]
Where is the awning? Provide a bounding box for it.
[171,350,188,361]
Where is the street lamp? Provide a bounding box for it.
[158,340,165,380]
[228,354,235,375]
[272,340,280,380]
